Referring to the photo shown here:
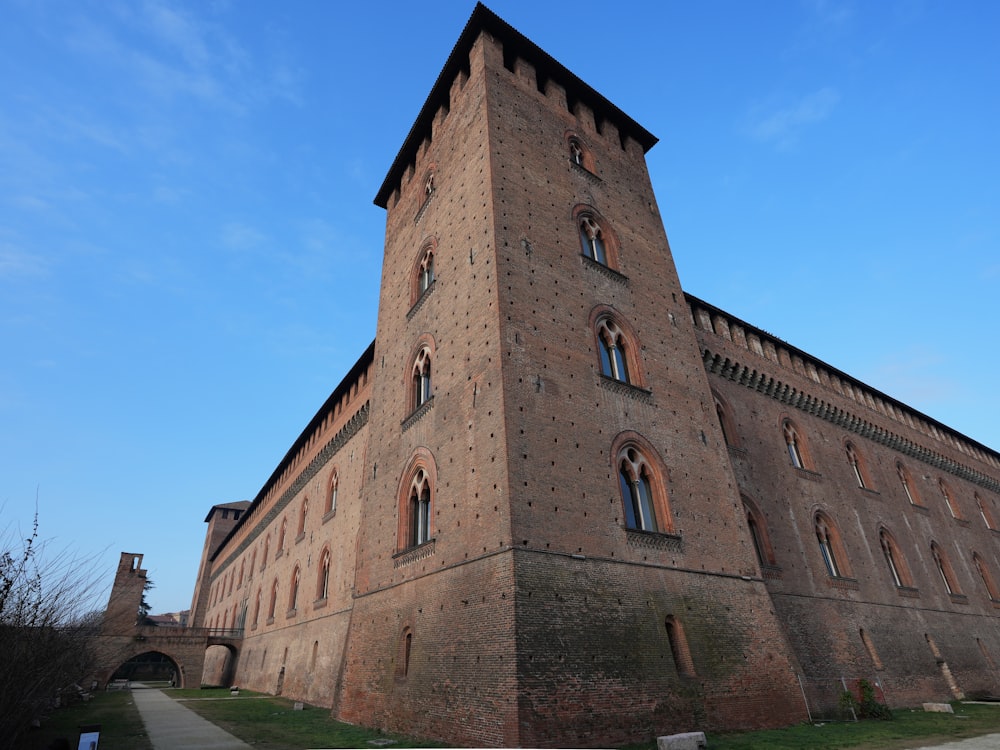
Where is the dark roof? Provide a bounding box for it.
[374,3,657,208]
[203,501,251,523]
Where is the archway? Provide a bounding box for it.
[202,643,240,687]
[110,651,181,686]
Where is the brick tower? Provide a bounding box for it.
[338,5,807,746]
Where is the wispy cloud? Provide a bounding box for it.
[0,240,50,279]
[804,0,854,28]
[221,221,268,252]
[746,87,840,149]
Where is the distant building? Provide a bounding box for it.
[192,5,1000,746]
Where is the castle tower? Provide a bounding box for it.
[102,552,147,635]
[340,6,807,746]
[189,501,250,628]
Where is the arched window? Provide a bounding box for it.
[897,462,921,506]
[939,479,962,520]
[566,134,595,172]
[261,537,269,570]
[579,214,608,265]
[252,588,261,629]
[846,442,873,490]
[267,579,279,621]
[317,547,331,601]
[410,239,438,305]
[931,542,961,595]
[412,347,432,411]
[397,626,414,678]
[277,518,287,556]
[972,553,1000,601]
[714,392,739,448]
[248,549,256,581]
[596,317,630,383]
[297,498,308,539]
[878,528,913,588]
[976,494,996,530]
[616,442,672,533]
[288,567,300,614]
[815,512,851,579]
[418,246,434,294]
[407,469,432,547]
[396,450,438,552]
[743,497,776,567]
[237,560,245,589]
[325,470,339,515]
[783,419,812,470]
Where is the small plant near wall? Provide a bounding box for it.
[840,679,893,720]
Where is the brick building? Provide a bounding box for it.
[192,5,1000,746]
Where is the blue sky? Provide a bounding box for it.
[2,0,997,615]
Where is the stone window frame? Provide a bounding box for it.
[612,431,674,534]
[589,306,645,389]
[743,495,777,568]
[930,541,962,596]
[939,478,963,520]
[566,130,596,173]
[324,469,339,518]
[410,237,437,308]
[713,389,741,449]
[814,511,852,579]
[845,440,875,491]
[572,204,620,270]
[783,418,814,472]
[316,547,332,602]
[897,461,923,507]
[396,448,438,552]
[878,526,915,589]
[971,551,1000,601]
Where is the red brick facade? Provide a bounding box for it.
[192,5,1000,746]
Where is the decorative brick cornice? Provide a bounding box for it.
[407,280,436,320]
[702,347,1000,495]
[570,160,602,183]
[393,539,436,568]
[581,255,629,285]
[598,375,652,403]
[401,396,434,431]
[625,528,683,552]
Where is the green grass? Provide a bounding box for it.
[625,703,1000,750]
[167,688,446,749]
[18,689,152,750]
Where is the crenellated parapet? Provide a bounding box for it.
[688,293,1000,482]
[373,2,656,211]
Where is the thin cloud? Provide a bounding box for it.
[0,241,50,279]
[221,221,268,252]
[746,87,840,149]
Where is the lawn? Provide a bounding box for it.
[18,688,152,750]
[169,687,445,749]
[20,688,1000,750]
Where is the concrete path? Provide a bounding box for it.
[130,683,251,750]
[913,734,1000,750]
[911,734,1000,750]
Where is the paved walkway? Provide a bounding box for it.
[910,735,1000,749]
[130,683,251,750]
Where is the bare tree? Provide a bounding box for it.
[0,512,106,749]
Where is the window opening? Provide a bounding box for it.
[408,469,432,546]
[579,215,608,265]
[412,349,432,409]
[619,447,658,532]
[784,421,805,469]
[597,318,630,383]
